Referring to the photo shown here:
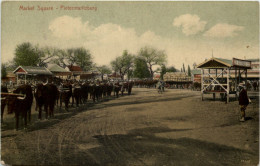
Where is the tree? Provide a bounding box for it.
[1,63,7,79]
[51,47,93,71]
[14,43,57,67]
[38,47,59,67]
[74,48,93,71]
[138,46,167,78]
[111,50,134,80]
[96,65,112,81]
[51,49,68,68]
[127,69,134,80]
[160,64,167,79]
[111,57,122,76]
[14,42,39,66]
[188,65,191,76]
[182,63,185,72]
[133,57,150,79]
[167,66,178,72]
[66,48,93,71]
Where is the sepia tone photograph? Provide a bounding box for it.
[1,1,259,165]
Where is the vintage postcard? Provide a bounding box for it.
[1,1,259,166]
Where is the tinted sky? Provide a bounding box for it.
[1,1,259,69]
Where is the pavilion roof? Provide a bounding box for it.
[197,57,251,69]
[13,66,53,75]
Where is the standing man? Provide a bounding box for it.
[238,83,250,122]
[127,81,133,95]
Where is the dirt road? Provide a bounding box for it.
[1,88,259,166]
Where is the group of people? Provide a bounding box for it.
[156,80,165,93]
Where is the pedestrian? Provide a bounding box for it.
[128,81,133,95]
[238,83,251,122]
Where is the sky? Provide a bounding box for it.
[1,1,259,70]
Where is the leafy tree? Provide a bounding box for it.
[14,43,57,67]
[138,46,167,78]
[167,66,178,72]
[51,49,68,68]
[14,42,39,66]
[188,65,191,76]
[133,57,150,79]
[74,48,93,71]
[160,64,167,79]
[67,48,78,67]
[1,63,7,78]
[51,47,93,71]
[127,69,134,80]
[38,47,60,67]
[111,57,122,75]
[96,65,112,81]
[182,63,186,72]
[111,50,134,80]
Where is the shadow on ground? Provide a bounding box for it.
[36,126,256,166]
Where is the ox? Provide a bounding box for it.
[72,84,83,107]
[113,82,121,98]
[7,85,33,130]
[1,86,8,124]
[35,83,58,119]
[59,83,72,111]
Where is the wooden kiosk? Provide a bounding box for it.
[197,58,251,102]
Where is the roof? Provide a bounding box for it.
[197,58,232,69]
[215,58,232,66]
[68,65,83,72]
[191,69,201,75]
[48,64,71,73]
[247,58,259,62]
[164,72,187,77]
[13,66,53,75]
[197,57,251,69]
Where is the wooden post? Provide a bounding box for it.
[239,69,241,84]
[245,69,247,83]
[201,69,204,101]
[213,69,217,100]
[215,69,217,89]
[227,68,230,103]
[25,74,27,84]
[235,68,238,99]
[17,73,19,85]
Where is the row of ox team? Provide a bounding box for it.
[1,80,134,130]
